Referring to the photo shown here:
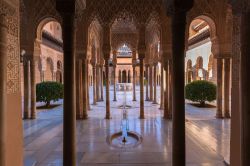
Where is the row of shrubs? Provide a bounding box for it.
[36,80,216,107]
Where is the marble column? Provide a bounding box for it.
[171,12,187,165]
[139,57,145,119]
[132,65,137,101]
[0,14,7,165]
[160,64,164,109]
[113,65,117,101]
[23,59,30,119]
[149,65,153,101]
[223,58,231,118]
[230,14,241,166]
[76,59,82,119]
[164,60,170,119]
[240,11,250,166]
[82,59,88,119]
[145,65,150,101]
[30,58,37,119]
[60,12,76,166]
[92,64,97,105]
[100,65,104,101]
[105,59,111,119]
[96,65,100,101]
[169,60,173,119]
[216,58,223,118]
[86,61,90,110]
[153,63,157,104]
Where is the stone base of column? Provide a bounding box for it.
[159,106,164,110]
[224,111,231,119]
[30,113,36,119]
[216,111,223,119]
[23,113,30,120]
[82,114,88,120]
[105,115,112,120]
[163,114,172,120]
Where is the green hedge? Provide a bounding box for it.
[185,80,216,106]
[36,81,63,107]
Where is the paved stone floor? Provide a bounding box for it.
[23,86,230,166]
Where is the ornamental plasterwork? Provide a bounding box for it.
[1,1,20,94]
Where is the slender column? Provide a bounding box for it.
[105,58,111,119]
[153,63,157,104]
[224,58,231,118]
[76,59,82,119]
[241,11,250,166]
[171,12,187,165]
[230,14,241,166]
[82,59,88,119]
[113,65,117,101]
[60,12,76,166]
[23,59,30,119]
[132,65,137,101]
[169,60,173,119]
[145,65,150,101]
[149,65,153,100]
[164,60,170,119]
[30,58,37,119]
[160,63,164,109]
[86,61,90,110]
[139,57,145,119]
[96,65,101,101]
[92,64,97,105]
[100,65,104,101]
[0,15,8,165]
[216,58,223,118]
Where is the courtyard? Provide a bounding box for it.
[23,87,230,166]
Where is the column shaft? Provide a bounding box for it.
[61,13,76,166]
[145,65,149,101]
[86,62,90,110]
[139,58,144,119]
[171,12,186,165]
[241,11,250,166]
[133,66,136,101]
[160,64,164,109]
[0,15,8,166]
[82,59,88,119]
[23,60,30,119]
[113,66,117,101]
[216,58,223,118]
[100,65,104,101]
[92,65,97,105]
[76,59,82,119]
[224,58,230,118]
[105,60,111,119]
[169,60,173,119]
[164,61,170,119]
[96,65,100,101]
[153,64,157,104]
[149,65,153,100]
[30,59,37,119]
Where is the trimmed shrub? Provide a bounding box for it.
[36,81,63,107]
[185,80,216,107]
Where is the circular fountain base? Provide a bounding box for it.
[107,131,142,149]
[118,105,132,109]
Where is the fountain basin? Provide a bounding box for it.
[107,131,142,149]
[118,105,132,109]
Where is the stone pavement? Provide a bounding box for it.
[23,86,229,166]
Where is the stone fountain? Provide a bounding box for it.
[107,86,142,149]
